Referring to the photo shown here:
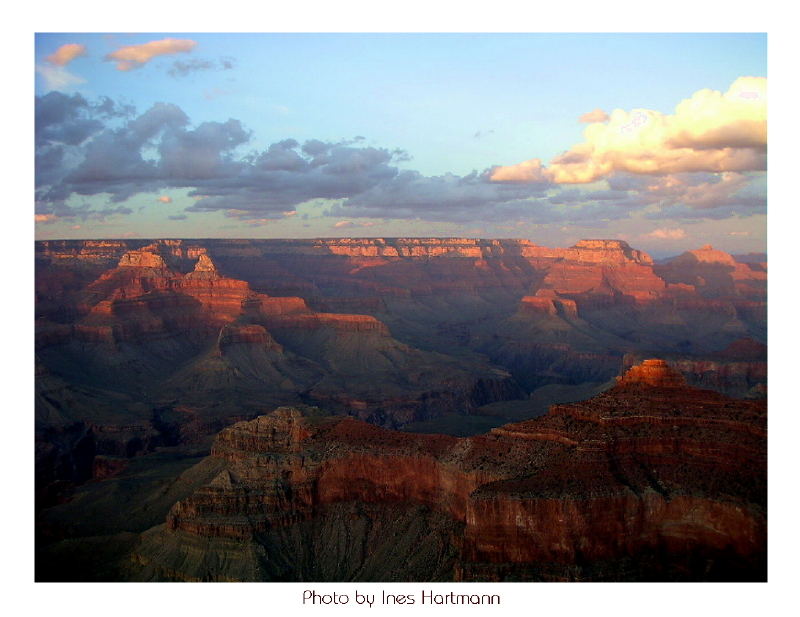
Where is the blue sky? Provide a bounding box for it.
[34,32,767,256]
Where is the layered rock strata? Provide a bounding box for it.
[135,360,766,581]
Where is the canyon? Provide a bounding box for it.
[34,238,767,581]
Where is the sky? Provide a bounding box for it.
[34,32,767,256]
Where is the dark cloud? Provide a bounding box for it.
[644,200,766,222]
[35,94,407,217]
[36,92,137,203]
[36,92,133,148]
[547,188,583,204]
[158,118,251,180]
[583,189,632,202]
[58,103,191,202]
[186,141,401,215]
[38,100,252,204]
[330,171,650,225]
[331,170,552,223]
[603,171,766,221]
[37,201,134,222]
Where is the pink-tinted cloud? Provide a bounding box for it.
[644,227,687,240]
[579,108,609,123]
[491,77,767,184]
[489,158,550,183]
[332,220,377,229]
[157,196,173,203]
[46,43,87,66]
[105,38,197,71]
[35,214,57,223]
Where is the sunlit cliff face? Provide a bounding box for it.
[490,76,767,184]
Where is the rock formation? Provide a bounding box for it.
[131,359,766,581]
[616,358,687,387]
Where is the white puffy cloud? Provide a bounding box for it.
[491,77,766,184]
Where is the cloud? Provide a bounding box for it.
[224,211,274,226]
[157,196,173,203]
[643,172,749,209]
[330,170,642,225]
[491,77,766,184]
[168,214,187,220]
[644,227,686,240]
[490,158,551,183]
[168,58,213,77]
[579,108,609,123]
[634,171,766,221]
[184,139,402,215]
[35,93,766,230]
[105,38,197,71]
[36,92,108,147]
[36,92,134,197]
[35,214,57,223]
[46,43,87,66]
[36,64,85,92]
[168,57,236,78]
[332,220,378,229]
[37,101,254,204]
[331,169,553,223]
